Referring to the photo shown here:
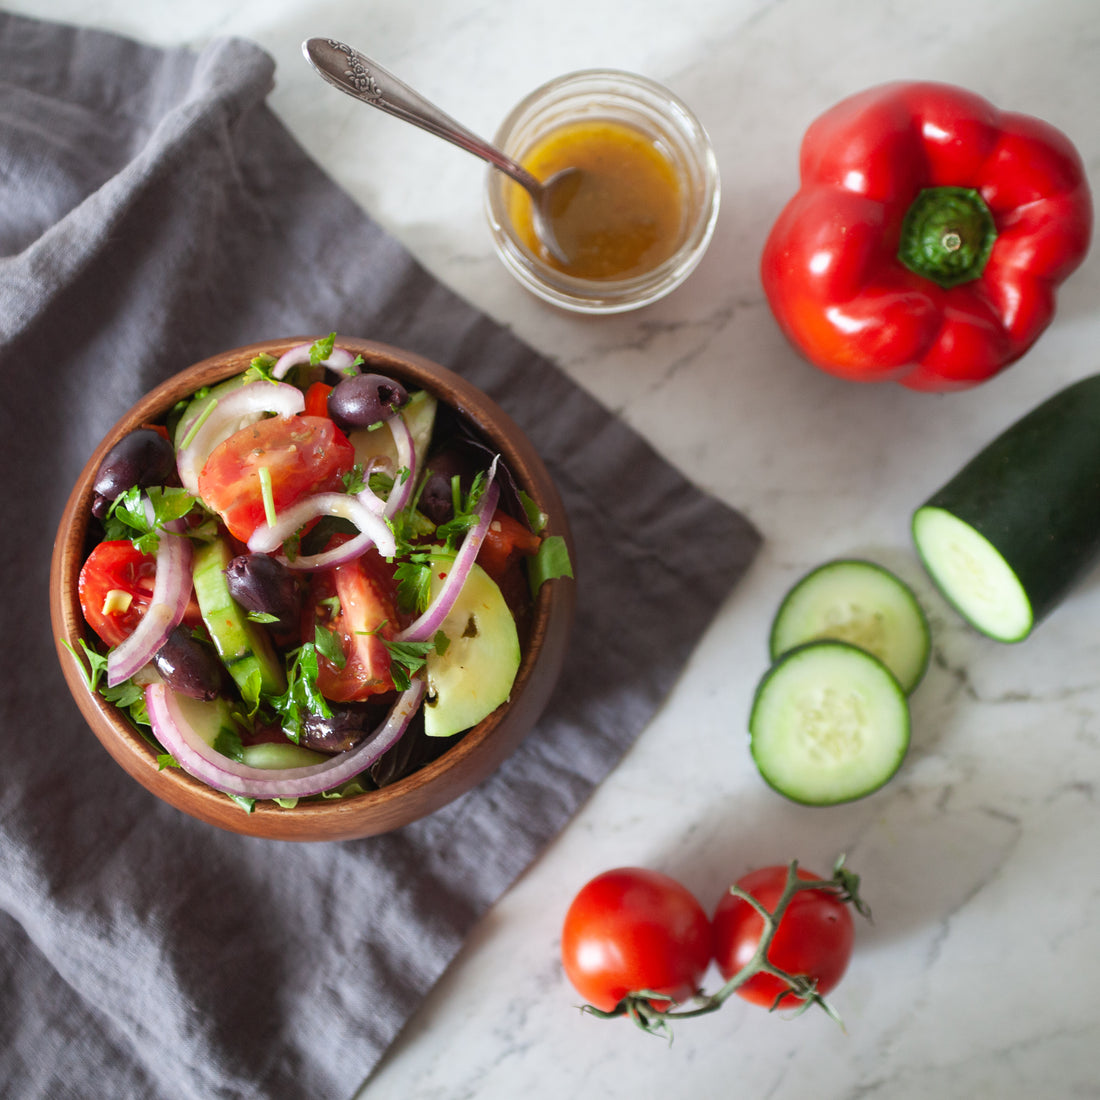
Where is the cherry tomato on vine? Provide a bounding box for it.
[712,864,854,1009]
[561,867,713,1013]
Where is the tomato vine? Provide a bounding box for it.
[577,856,870,1038]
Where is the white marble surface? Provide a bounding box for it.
[20,0,1100,1096]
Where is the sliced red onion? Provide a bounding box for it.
[383,412,416,517]
[271,341,360,380]
[246,490,397,567]
[177,381,305,494]
[107,519,193,687]
[146,679,425,800]
[396,459,500,643]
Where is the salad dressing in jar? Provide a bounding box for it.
[506,118,686,280]
[485,69,720,314]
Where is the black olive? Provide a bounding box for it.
[224,554,302,632]
[327,373,409,432]
[91,428,176,518]
[418,447,481,525]
[299,705,377,753]
[153,626,226,701]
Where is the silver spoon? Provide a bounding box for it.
[302,38,580,265]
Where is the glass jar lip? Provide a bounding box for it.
[484,68,721,314]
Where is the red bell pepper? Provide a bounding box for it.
[761,82,1092,392]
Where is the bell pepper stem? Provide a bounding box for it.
[898,186,997,288]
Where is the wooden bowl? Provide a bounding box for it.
[50,337,575,841]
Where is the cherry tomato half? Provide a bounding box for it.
[306,548,400,702]
[712,865,854,1009]
[197,415,355,543]
[78,539,201,647]
[561,867,713,1013]
[475,508,541,583]
[78,540,158,647]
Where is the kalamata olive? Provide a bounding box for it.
[327,373,409,432]
[224,554,302,631]
[153,626,226,701]
[299,705,377,753]
[91,428,176,518]
[419,447,481,525]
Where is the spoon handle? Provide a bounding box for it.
[302,38,541,193]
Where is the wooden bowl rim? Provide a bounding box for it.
[50,336,575,841]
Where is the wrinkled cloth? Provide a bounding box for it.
[0,13,760,1100]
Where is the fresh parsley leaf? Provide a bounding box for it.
[342,463,368,495]
[244,353,278,382]
[213,725,245,761]
[266,641,332,743]
[62,638,151,728]
[309,332,336,366]
[394,553,435,614]
[314,622,346,670]
[247,610,281,624]
[63,638,108,693]
[239,666,263,714]
[528,534,574,596]
[518,490,548,533]
[157,753,180,771]
[379,634,436,691]
[434,471,488,551]
[105,485,198,554]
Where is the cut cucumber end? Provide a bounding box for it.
[768,559,930,693]
[749,641,910,806]
[912,506,1034,643]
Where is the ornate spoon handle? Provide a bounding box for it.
[301,38,542,194]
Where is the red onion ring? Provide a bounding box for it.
[383,412,416,518]
[107,518,193,686]
[396,459,500,643]
[246,491,397,567]
[271,342,360,380]
[176,381,305,495]
[146,679,425,799]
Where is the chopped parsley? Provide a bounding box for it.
[104,485,199,554]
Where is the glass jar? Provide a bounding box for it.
[485,69,721,314]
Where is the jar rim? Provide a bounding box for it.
[484,69,720,314]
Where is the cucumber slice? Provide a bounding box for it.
[239,742,330,769]
[347,389,437,474]
[192,538,287,699]
[423,554,521,738]
[912,507,1033,642]
[749,641,910,806]
[769,559,930,693]
[912,373,1100,642]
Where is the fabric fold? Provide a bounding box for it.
[0,12,760,1099]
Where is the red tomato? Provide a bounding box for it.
[307,548,400,702]
[78,540,200,646]
[303,381,333,419]
[712,865,854,1008]
[78,540,158,646]
[561,868,713,1013]
[476,509,541,583]
[197,415,354,542]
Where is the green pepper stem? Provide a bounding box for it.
[897,186,997,289]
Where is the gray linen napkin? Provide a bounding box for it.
[0,13,760,1100]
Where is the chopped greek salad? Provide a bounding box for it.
[67,335,572,810]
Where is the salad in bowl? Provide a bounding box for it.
[51,335,575,840]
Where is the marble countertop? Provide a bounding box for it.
[19,0,1100,1096]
